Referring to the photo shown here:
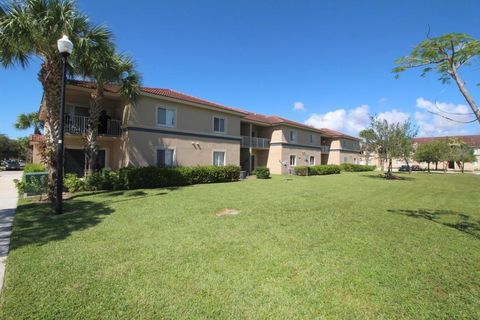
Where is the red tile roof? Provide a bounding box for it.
[414,135,480,147]
[68,80,359,140]
[69,80,247,115]
[29,134,45,142]
[320,128,361,141]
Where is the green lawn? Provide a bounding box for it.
[1,172,480,319]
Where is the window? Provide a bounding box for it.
[343,157,348,163]
[289,130,297,142]
[289,155,296,166]
[309,156,315,165]
[156,148,174,167]
[66,104,89,117]
[213,117,226,133]
[157,107,175,127]
[213,151,225,166]
[309,134,315,145]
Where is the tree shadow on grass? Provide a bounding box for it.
[9,199,114,250]
[388,208,480,239]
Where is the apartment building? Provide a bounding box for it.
[30,81,361,175]
[360,135,480,171]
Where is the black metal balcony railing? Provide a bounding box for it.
[65,115,122,137]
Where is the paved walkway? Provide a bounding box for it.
[0,170,22,293]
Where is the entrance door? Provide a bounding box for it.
[251,155,256,172]
[64,149,106,176]
[448,161,455,169]
[64,149,86,176]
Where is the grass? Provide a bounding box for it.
[1,172,480,319]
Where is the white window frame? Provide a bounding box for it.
[289,130,297,143]
[289,154,297,166]
[212,116,227,134]
[156,106,177,128]
[155,146,176,167]
[212,150,226,166]
[309,156,315,166]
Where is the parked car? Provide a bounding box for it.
[5,160,21,170]
[411,165,423,171]
[398,165,410,172]
[19,160,26,169]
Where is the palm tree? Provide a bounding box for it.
[14,112,44,135]
[0,0,114,201]
[76,52,141,174]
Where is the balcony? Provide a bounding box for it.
[321,145,330,153]
[241,136,270,149]
[65,114,122,137]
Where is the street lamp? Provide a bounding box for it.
[55,35,73,214]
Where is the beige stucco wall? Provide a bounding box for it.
[65,88,125,120]
[128,96,242,137]
[30,142,42,164]
[126,130,240,167]
[64,135,123,170]
[271,125,323,146]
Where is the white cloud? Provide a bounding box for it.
[377,109,410,124]
[305,104,370,134]
[293,101,306,112]
[415,97,474,136]
[305,109,346,130]
[303,97,475,137]
[345,105,370,133]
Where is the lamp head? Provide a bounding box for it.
[57,35,73,55]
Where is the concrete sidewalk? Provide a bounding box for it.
[0,170,22,293]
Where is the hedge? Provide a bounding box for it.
[294,165,341,176]
[252,167,270,179]
[119,165,240,190]
[339,164,376,172]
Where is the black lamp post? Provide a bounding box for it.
[55,35,73,214]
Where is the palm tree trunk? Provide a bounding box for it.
[38,56,63,201]
[85,87,104,175]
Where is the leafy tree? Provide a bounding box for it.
[360,117,417,178]
[14,112,44,135]
[359,129,376,166]
[1,0,114,200]
[393,33,480,125]
[0,134,28,160]
[75,52,141,174]
[449,140,475,173]
[414,141,440,172]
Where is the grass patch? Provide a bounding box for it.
[1,172,480,319]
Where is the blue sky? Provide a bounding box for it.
[1,0,479,138]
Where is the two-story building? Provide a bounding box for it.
[31,81,361,175]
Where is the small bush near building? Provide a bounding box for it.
[23,163,46,173]
[15,163,47,195]
[64,173,85,193]
[253,167,270,179]
[295,165,341,176]
[340,164,376,172]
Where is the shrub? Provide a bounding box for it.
[294,165,341,176]
[23,163,45,173]
[85,169,123,191]
[119,165,241,190]
[15,163,47,196]
[340,164,376,172]
[64,173,85,193]
[253,167,270,179]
